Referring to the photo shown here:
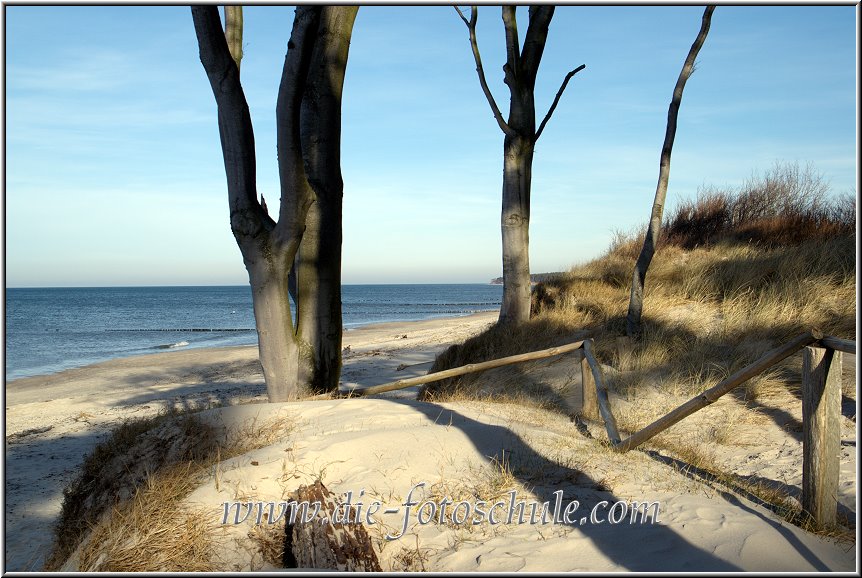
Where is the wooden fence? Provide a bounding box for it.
[313,339,586,399]
[317,329,854,528]
[583,329,854,529]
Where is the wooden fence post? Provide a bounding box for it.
[802,346,842,527]
[583,339,622,446]
[580,349,598,420]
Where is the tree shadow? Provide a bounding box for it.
[375,397,744,572]
[730,388,804,442]
[644,449,854,533]
[841,395,856,421]
[115,378,268,415]
[5,427,116,571]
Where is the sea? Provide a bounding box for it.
[4,284,502,381]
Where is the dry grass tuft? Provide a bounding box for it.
[47,408,296,571]
[78,462,218,571]
[45,409,219,570]
[425,453,523,529]
[248,520,289,568]
[390,535,433,571]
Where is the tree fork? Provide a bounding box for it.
[456,5,584,327]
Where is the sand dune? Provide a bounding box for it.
[190,399,855,571]
[4,310,856,572]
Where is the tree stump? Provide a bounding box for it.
[287,481,382,571]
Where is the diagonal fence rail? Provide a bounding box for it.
[582,329,853,529]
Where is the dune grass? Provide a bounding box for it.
[422,162,855,533]
[423,161,855,402]
[46,408,296,571]
[77,462,218,572]
[44,409,219,571]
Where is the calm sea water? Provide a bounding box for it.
[4,285,502,381]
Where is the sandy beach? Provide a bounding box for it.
[4,310,857,572]
[4,311,498,571]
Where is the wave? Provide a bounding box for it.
[153,341,190,350]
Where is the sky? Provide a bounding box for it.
[2,4,857,287]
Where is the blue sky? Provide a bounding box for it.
[3,5,857,287]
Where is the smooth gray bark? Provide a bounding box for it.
[193,6,356,400]
[294,200,343,393]
[292,8,355,393]
[458,6,584,326]
[499,133,534,325]
[626,6,715,338]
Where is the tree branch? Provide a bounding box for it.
[453,5,470,27]
[456,5,514,136]
[520,5,554,88]
[501,6,520,86]
[273,6,319,251]
[191,6,267,238]
[224,6,243,72]
[535,63,585,141]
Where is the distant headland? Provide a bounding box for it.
[489,272,565,285]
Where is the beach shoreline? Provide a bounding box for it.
[5,306,502,384]
[4,310,499,571]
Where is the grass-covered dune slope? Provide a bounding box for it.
[423,162,855,403]
[421,161,856,536]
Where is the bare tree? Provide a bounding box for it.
[626,6,715,338]
[192,6,358,400]
[457,6,585,326]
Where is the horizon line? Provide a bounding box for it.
[5,282,502,290]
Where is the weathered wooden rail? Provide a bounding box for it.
[312,339,586,399]
[313,328,853,528]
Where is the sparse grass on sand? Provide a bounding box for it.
[45,408,295,571]
[422,161,856,535]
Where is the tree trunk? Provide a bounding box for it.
[457,6,583,327]
[499,133,534,325]
[626,6,715,338]
[193,6,357,400]
[247,249,310,402]
[292,7,355,393]
[294,198,343,394]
